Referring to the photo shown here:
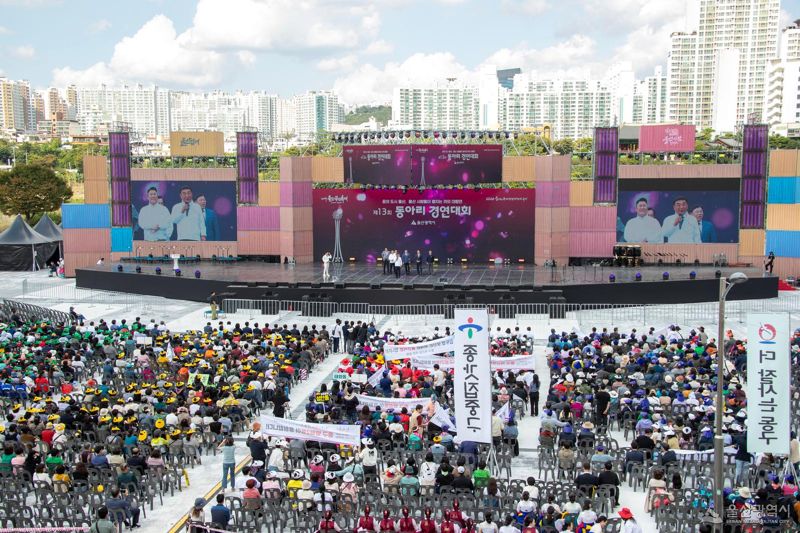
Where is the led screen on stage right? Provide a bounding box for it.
[617,178,740,244]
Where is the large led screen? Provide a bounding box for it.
[617,178,740,244]
[132,181,237,241]
[313,188,535,262]
[411,145,502,185]
[342,145,411,185]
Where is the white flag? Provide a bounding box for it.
[454,310,492,444]
[165,341,175,361]
[495,401,511,422]
[430,402,456,431]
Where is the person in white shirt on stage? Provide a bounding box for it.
[322,252,332,279]
[661,196,700,244]
[170,186,206,241]
[623,197,663,243]
[138,187,173,241]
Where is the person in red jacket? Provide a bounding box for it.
[447,500,467,527]
[40,423,55,445]
[316,510,341,533]
[440,513,460,533]
[34,373,49,394]
[379,509,396,532]
[419,508,437,533]
[397,507,416,533]
[355,504,376,532]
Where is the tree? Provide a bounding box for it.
[0,164,73,222]
[552,138,574,155]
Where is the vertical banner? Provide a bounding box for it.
[454,309,492,444]
[746,313,790,455]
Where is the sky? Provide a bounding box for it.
[0,0,797,106]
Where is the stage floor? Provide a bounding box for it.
[89,261,766,287]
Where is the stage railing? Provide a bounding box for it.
[219,295,798,328]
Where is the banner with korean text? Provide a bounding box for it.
[384,336,454,360]
[355,394,431,411]
[746,313,790,454]
[454,309,492,444]
[258,416,361,447]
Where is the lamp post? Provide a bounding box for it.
[713,271,748,531]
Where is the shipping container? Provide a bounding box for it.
[110,227,133,253]
[280,181,313,206]
[619,164,741,179]
[84,180,109,204]
[534,207,569,234]
[169,131,225,157]
[281,230,313,257]
[258,182,280,207]
[569,206,616,233]
[569,181,594,206]
[311,157,345,183]
[237,231,281,255]
[767,177,798,204]
[768,150,799,177]
[63,228,111,254]
[766,230,800,258]
[766,204,800,231]
[551,156,571,181]
[569,231,616,257]
[64,252,103,277]
[279,207,313,233]
[237,206,280,231]
[535,182,570,207]
[771,257,800,278]
[279,157,313,183]
[533,156,553,182]
[130,168,236,181]
[62,204,110,229]
[501,156,536,183]
[738,229,766,257]
[83,155,108,181]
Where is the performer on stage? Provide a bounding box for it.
[322,251,332,279]
[415,250,423,275]
[765,251,775,274]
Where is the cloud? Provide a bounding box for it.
[182,0,380,52]
[332,52,472,105]
[0,26,9,35]
[365,39,393,55]
[481,35,596,74]
[780,8,794,29]
[89,19,112,33]
[52,15,224,88]
[317,54,359,72]
[501,0,549,15]
[237,50,257,66]
[11,45,35,58]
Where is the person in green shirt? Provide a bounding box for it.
[0,444,14,473]
[117,464,138,489]
[472,459,491,489]
[45,450,64,473]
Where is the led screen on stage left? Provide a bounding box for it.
[131,181,237,241]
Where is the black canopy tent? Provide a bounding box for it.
[0,216,57,271]
[33,214,63,260]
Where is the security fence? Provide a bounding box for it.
[221,295,800,327]
[0,299,70,325]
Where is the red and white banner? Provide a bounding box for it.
[639,124,696,153]
[258,416,361,447]
[384,336,454,360]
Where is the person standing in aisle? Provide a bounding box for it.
[331,319,343,354]
[218,437,236,491]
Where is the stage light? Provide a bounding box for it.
[662,272,670,281]
[175,268,182,277]
[505,132,510,139]
[634,272,642,281]
[518,258,525,263]
[135,266,141,273]
[433,131,440,139]
[415,131,421,138]
[461,132,467,140]
[461,258,468,265]
[689,271,697,280]
[715,270,722,278]
[608,273,616,282]
[194,270,201,279]
[116,265,123,272]
[155,267,162,275]
[349,257,356,263]
[470,131,477,138]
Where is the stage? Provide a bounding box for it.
[75,262,778,306]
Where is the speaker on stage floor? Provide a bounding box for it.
[334,283,345,289]
[403,283,414,290]
[370,283,381,289]
[433,283,444,290]
[311,283,321,288]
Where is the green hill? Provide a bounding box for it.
[344,105,391,126]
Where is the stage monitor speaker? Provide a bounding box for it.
[370,283,381,290]
[403,283,414,290]
[247,282,258,287]
[268,282,278,288]
[495,284,510,290]
[334,282,345,289]
[287,282,298,289]
[311,283,321,289]
[460,286,471,291]
[434,283,444,290]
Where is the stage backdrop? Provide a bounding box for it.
[411,145,502,185]
[342,145,411,185]
[617,178,740,244]
[132,181,237,241]
[313,188,534,262]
